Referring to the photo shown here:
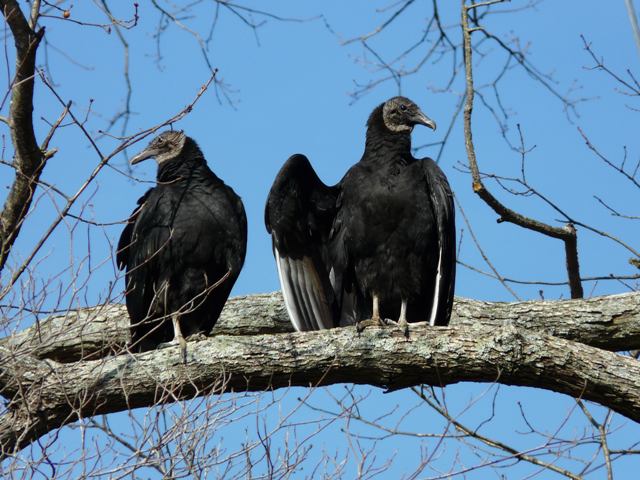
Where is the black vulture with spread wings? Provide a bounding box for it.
[118,131,247,353]
[265,97,455,333]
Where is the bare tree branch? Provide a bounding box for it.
[0,0,45,273]
[1,292,640,458]
[3,292,639,364]
[461,0,584,298]
[412,387,583,480]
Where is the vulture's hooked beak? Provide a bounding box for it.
[130,147,159,165]
[413,110,437,131]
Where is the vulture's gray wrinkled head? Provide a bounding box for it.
[130,130,187,165]
[382,96,436,133]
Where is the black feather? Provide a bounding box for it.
[118,133,247,351]
[265,97,455,331]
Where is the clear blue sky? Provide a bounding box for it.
[2,0,639,477]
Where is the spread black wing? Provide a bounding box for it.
[420,157,456,326]
[265,154,340,331]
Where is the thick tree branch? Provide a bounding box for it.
[1,307,640,458]
[2,292,638,364]
[0,0,45,273]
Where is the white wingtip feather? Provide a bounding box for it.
[275,248,304,332]
[428,247,443,326]
[275,247,334,331]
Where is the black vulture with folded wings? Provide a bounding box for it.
[117,130,247,355]
[265,96,455,333]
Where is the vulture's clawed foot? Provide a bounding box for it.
[186,332,208,342]
[356,316,393,333]
[157,339,179,349]
[157,337,188,364]
[395,318,410,339]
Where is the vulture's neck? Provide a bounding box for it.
[157,141,206,183]
[362,104,413,165]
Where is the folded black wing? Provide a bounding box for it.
[420,158,456,326]
[265,154,340,331]
[116,190,152,271]
[117,188,176,340]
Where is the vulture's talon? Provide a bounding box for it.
[186,332,208,342]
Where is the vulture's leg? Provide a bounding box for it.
[172,313,187,364]
[356,293,386,332]
[397,299,410,338]
[372,294,380,322]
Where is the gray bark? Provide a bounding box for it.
[0,0,45,272]
[3,292,638,363]
[1,292,639,458]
